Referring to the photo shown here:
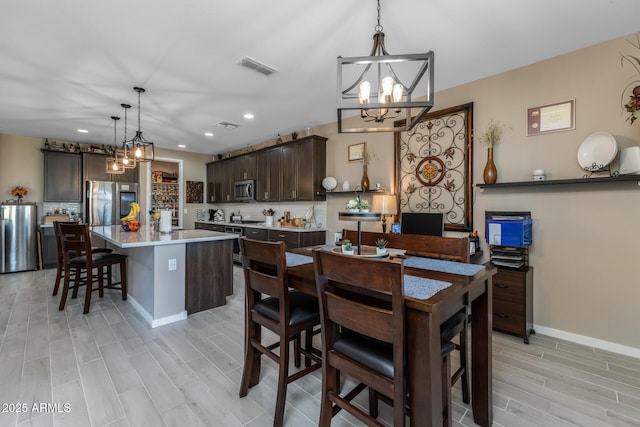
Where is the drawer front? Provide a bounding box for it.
[494,269,526,288]
[493,299,524,335]
[493,281,524,304]
[244,228,268,241]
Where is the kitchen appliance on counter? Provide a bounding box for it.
[209,209,225,222]
[230,212,243,222]
[86,181,139,226]
[1,203,37,273]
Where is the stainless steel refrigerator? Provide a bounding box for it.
[86,181,139,226]
[1,203,37,273]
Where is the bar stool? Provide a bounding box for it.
[57,223,127,314]
[52,221,112,298]
[238,237,321,427]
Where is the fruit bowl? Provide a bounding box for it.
[121,220,140,232]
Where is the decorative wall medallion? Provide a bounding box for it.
[394,103,474,231]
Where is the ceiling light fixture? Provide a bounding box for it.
[117,104,136,169]
[106,116,125,174]
[124,87,154,162]
[243,113,254,119]
[77,129,88,133]
[336,0,434,133]
[178,144,186,148]
[204,132,214,137]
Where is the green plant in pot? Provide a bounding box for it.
[341,239,354,255]
[359,199,370,212]
[375,238,388,255]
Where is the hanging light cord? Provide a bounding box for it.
[375,0,383,33]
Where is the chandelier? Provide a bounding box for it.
[337,0,434,133]
[106,115,125,174]
[124,87,154,162]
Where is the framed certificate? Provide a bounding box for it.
[527,100,575,136]
[348,142,366,162]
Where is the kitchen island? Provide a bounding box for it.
[91,226,237,327]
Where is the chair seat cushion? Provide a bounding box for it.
[69,252,127,267]
[254,290,319,327]
[334,329,456,379]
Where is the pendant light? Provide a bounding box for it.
[118,104,136,169]
[125,87,154,162]
[337,0,434,133]
[106,116,125,174]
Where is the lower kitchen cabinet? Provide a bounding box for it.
[40,226,57,269]
[194,222,225,232]
[492,266,534,343]
[268,229,325,251]
[244,228,268,240]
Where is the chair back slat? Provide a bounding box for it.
[239,237,288,299]
[58,223,92,264]
[316,253,400,294]
[325,292,394,343]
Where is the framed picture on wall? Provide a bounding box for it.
[348,142,366,162]
[526,99,575,136]
[186,181,203,203]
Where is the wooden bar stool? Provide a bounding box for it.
[238,237,321,427]
[57,223,127,314]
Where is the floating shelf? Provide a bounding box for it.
[316,189,384,196]
[476,175,640,189]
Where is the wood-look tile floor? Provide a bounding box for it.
[0,267,639,427]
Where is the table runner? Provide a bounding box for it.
[403,275,452,300]
[285,252,314,267]
[403,257,485,276]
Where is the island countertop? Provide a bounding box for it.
[91,225,238,248]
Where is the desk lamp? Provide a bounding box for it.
[372,193,397,233]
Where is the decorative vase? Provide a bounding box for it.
[361,164,370,190]
[342,181,350,191]
[483,147,497,184]
[265,216,274,227]
[376,248,387,255]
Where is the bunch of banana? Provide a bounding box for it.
[121,202,140,222]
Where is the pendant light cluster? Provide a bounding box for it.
[105,87,155,173]
[336,0,434,133]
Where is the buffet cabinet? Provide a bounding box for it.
[492,266,534,344]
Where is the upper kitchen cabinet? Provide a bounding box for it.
[206,161,219,203]
[83,152,139,183]
[42,150,82,202]
[256,147,281,202]
[281,136,326,201]
[234,153,256,181]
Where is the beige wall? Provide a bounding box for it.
[0,134,44,203]
[320,33,640,352]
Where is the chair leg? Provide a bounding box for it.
[71,267,81,299]
[98,267,105,298]
[294,333,301,368]
[58,268,72,310]
[442,354,453,427]
[83,271,94,314]
[459,323,470,404]
[120,259,127,300]
[273,333,290,427]
[239,321,261,397]
[304,328,313,368]
[369,389,379,419]
[319,364,336,427]
[53,261,63,296]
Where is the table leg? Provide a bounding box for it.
[471,279,493,427]
[407,308,442,426]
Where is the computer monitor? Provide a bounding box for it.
[401,212,444,236]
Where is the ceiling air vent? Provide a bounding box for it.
[215,121,240,130]
[237,56,278,76]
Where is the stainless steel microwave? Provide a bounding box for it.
[234,179,255,201]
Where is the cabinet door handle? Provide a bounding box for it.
[495,284,508,288]
[495,313,508,318]
[265,192,268,199]
[279,234,286,238]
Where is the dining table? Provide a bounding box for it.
[284,249,497,427]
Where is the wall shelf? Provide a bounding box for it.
[316,189,383,196]
[476,175,640,190]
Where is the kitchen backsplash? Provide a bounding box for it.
[206,202,327,228]
[42,202,82,221]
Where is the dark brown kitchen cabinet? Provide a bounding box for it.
[83,152,139,183]
[281,136,326,201]
[42,150,82,202]
[492,266,534,343]
[267,229,325,251]
[194,222,225,232]
[40,226,57,269]
[256,147,281,202]
[206,162,219,203]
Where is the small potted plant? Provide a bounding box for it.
[375,238,388,255]
[359,199,370,212]
[341,239,354,255]
[262,208,275,227]
[346,199,359,212]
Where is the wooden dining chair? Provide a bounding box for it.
[57,223,127,314]
[238,237,321,427]
[52,221,112,298]
[343,229,471,404]
[313,249,419,426]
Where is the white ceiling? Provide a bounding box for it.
[1,0,638,156]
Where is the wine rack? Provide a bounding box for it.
[151,182,179,225]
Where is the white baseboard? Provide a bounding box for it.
[127,295,187,328]
[533,324,640,359]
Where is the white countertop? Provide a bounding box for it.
[91,225,238,248]
[195,220,326,233]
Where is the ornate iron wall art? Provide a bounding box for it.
[394,103,474,231]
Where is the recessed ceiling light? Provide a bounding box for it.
[204,132,214,137]
[77,129,88,133]
[243,113,254,119]
[178,144,186,148]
